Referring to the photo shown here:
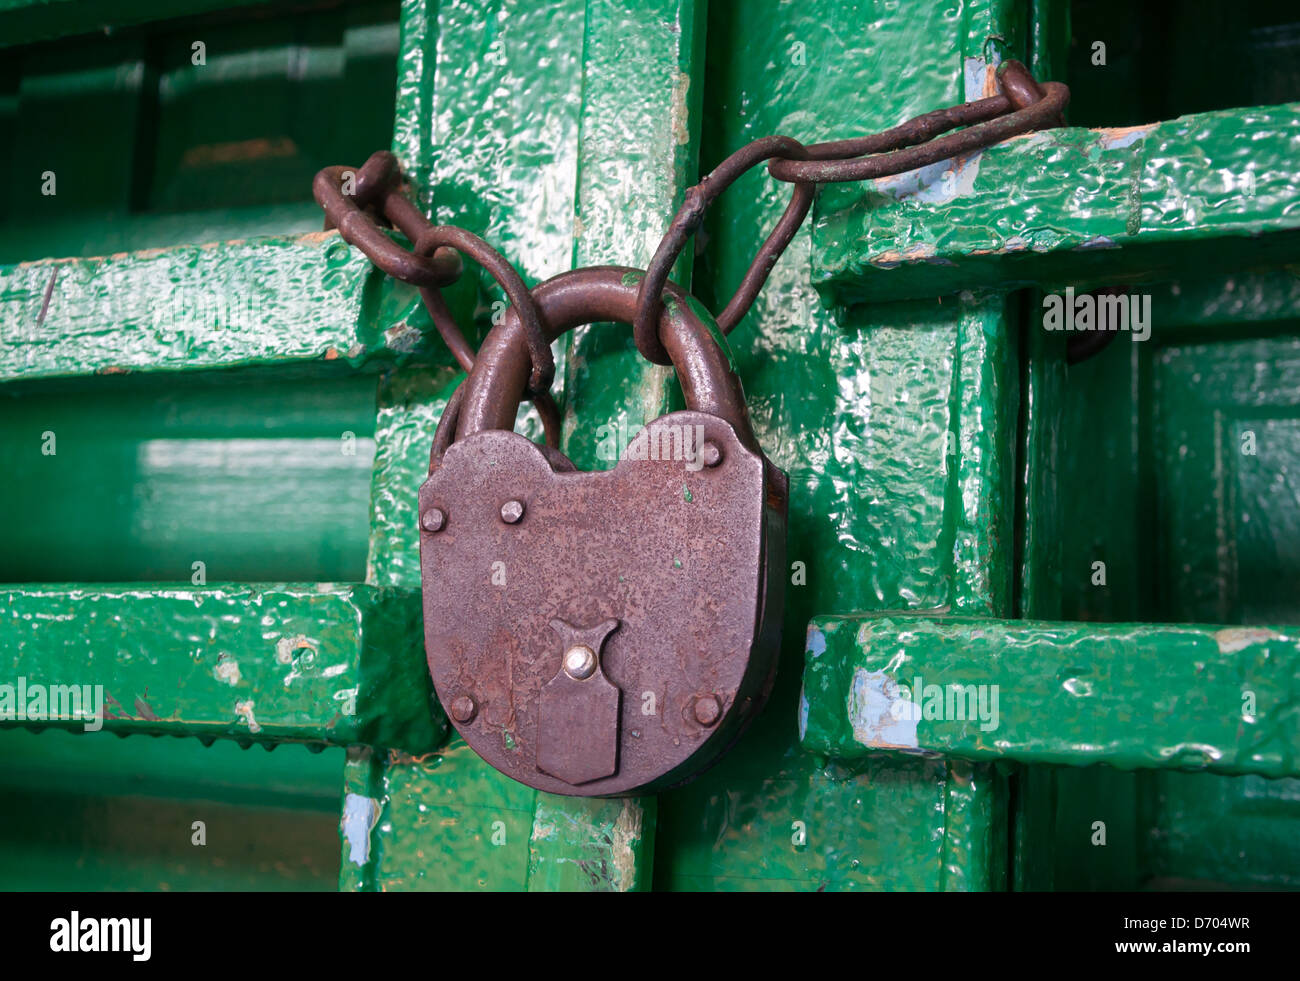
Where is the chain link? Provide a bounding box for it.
[314,59,1068,407]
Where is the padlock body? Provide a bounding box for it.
[418,410,786,796]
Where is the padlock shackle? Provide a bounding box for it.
[454,266,759,452]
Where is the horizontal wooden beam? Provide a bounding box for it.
[800,614,1300,778]
[813,103,1300,305]
[0,231,470,383]
[0,583,445,751]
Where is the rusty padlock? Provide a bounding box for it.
[419,265,787,796]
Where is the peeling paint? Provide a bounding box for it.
[342,793,380,866]
[874,153,982,206]
[1214,627,1281,654]
[962,55,997,101]
[848,668,920,749]
[234,699,261,733]
[870,241,940,268]
[276,634,318,687]
[609,799,642,891]
[1098,124,1154,150]
[383,321,423,353]
[670,71,691,147]
[214,659,241,686]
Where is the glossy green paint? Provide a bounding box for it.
[0,583,444,751]
[1,2,401,261]
[1018,254,1300,888]
[560,0,705,469]
[0,728,344,891]
[801,614,1300,778]
[0,372,378,583]
[650,0,1030,891]
[814,104,1300,305]
[342,0,698,891]
[0,0,271,48]
[0,233,477,381]
[4,0,1298,894]
[342,737,655,892]
[0,4,416,891]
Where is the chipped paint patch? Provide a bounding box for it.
[342,793,380,866]
[870,242,940,268]
[670,71,691,146]
[234,699,261,733]
[1099,124,1154,150]
[133,696,160,721]
[609,799,642,892]
[962,55,998,100]
[384,321,423,353]
[301,229,342,246]
[1214,627,1281,654]
[1075,235,1119,251]
[848,668,919,749]
[276,634,317,663]
[214,659,241,686]
[805,625,827,657]
[277,634,318,687]
[798,688,810,742]
[874,153,982,206]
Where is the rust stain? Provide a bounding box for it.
[388,748,439,766]
[133,696,160,721]
[301,230,342,245]
[182,136,299,168]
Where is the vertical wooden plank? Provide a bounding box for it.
[354,0,704,891]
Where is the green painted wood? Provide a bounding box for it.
[813,104,1300,306]
[521,0,707,893]
[0,724,344,807]
[0,372,379,584]
[345,0,704,892]
[559,0,705,469]
[0,583,445,751]
[0,0,275,49]
[0,728,345,891]
[801,614,1300,778]
[344,738,539,891]
[652,0,1028,892]
[1016,266,1300,889]
[350,0,586,894]
[0,232,479,381]
[2,3,402,263]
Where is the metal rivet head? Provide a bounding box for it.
[450,695,476,723]
[421,507,446,532]
[701,442,722,468]
[500,499,525,524]
[563,644,597,680]
[693,694,722,727]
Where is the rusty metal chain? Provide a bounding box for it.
[314,154,562,451]
[314,59,1069,410]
